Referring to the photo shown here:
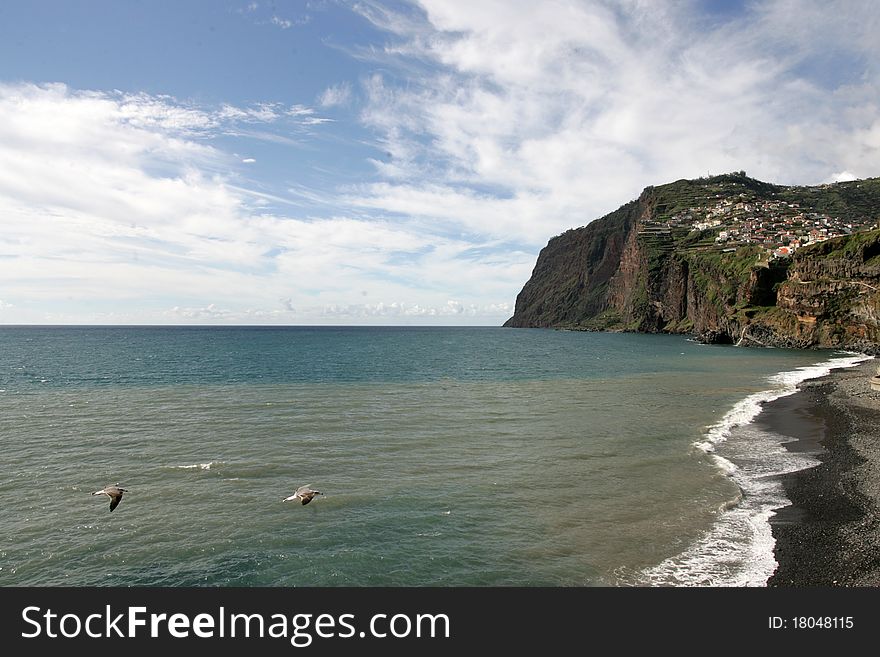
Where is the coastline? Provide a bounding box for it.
[763,358,880,586]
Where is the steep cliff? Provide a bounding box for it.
[504,173,880,353]
[502,198,640,327]
[767,232,880,350]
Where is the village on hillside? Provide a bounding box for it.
[638,181,880,259]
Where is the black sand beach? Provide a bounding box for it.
[764,359,880,586]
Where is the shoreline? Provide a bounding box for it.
[762,358,880,586]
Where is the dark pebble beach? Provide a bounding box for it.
[763,359,880,586]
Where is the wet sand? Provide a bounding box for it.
[763,359,880,586]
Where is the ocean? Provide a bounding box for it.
[0,326,868,586]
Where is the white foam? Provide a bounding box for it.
[172,461,220,471]
[640,432,820,586]
[642,352,873,587]
[695,352,871,454]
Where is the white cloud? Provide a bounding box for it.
[7,2,878,325]
[315,299,512,319]
[271,16,293,29]
[828,171,859,183]
[351,0,880,244]
[167,303,236,319]
[155,298,514,325]
[0,82,517,324]
[287,105,314,117]
[319,82,353,107]
[218,102,280,123]
[344,182,570,244]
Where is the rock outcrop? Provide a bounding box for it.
[504,174,880,354]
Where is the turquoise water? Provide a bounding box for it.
[0,327,860,586]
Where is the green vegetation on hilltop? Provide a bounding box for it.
[648,171,781,222]
[646,171,880,228]
[780,179,880,223]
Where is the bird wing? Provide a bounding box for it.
[109,495,122,512]
[301,496,312,505]
[296,484,312,493]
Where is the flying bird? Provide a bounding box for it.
[283,484,323,506]
[92,484,128,512]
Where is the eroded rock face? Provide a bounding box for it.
[505,175,880,353]
[503,199,639,328]
[774,248,880,350]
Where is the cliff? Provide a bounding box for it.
[504,173,880,353]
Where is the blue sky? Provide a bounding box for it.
[0,0,878,325]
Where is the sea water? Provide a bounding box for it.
[0,326,867,586]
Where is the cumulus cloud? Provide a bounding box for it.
[317,299,512,319]
[828,171,859,183]
[168,303,235,319]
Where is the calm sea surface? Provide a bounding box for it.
[0,326,866,586]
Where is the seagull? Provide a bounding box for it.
[92,484,128,512]
[283,484,323,506]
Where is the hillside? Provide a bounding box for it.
[504,173,880,353]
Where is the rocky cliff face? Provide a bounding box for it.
[504,174,880,353]
[503,198,639,327]
[769,235,880,350]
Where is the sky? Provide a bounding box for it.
[0,0,878,325]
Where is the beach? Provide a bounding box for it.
[765,358,880,586]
